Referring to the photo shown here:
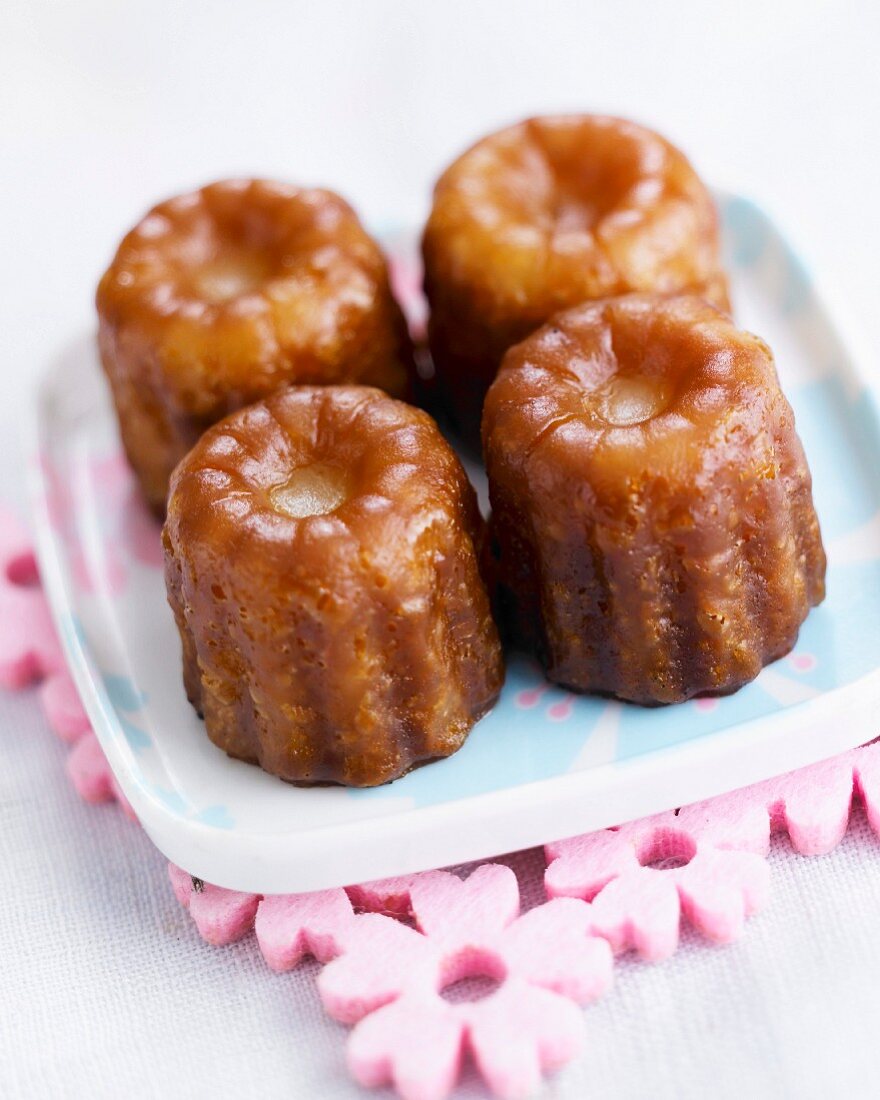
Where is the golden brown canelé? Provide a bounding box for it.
[97,180,412,513]
[163,385,503,786]
[423,115,730,446]
[483,295,826,704]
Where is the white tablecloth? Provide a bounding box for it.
[3,2,880,1096]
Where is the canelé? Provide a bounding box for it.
[163,385,503,786]
[98,180,412,512]
[423,115,729,445]
[482,294,826,704]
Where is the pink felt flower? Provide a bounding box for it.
[0,507,138,820]
[756,740,880,854]
[170,871,413,968]
[545,809,770,961]
[346,873,423,918]
[0,506,93,748]
[0,506,86,734]
[853,741,880,836]
[168,864,260,946]
[168,871,418,965]
[67,731,136,820]
[0,506,39,586]
[319,865,612,1100]
[0,507,64,689]
[543,740,880,963]
[255,889,355,971]
[41,668,91,742]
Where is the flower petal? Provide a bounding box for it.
[0,566,62,688]
[0,506,38,585]
[588,868,681,961]
[318,913,438,1024]
[255,889,354,971]
[499,897,612,1004]
[66,731,116,805]
[544,829,637,900]
[40,669,91,742]
[348,994,464,1100]
[854,741,880,836]
[167,864,260,946]
[468,980,585,1100]
[676,789,771,855]
[410,865,519,949]
[766,756,856,855]
[346,874,421,918]
[676,848,770,943]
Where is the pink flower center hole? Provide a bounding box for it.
[636,829,697,871]
[439,947,506,1004]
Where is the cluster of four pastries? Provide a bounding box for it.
[96,115,825,787]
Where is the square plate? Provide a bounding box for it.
[28,194,880,892]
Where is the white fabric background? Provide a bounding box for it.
[2,2,880,1097]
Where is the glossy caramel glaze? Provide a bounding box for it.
[163,386,503,786]
[98,180,412,513]
[423,115,729,446]
[483,295,825,704]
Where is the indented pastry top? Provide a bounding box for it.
[98,180,412,512]
[485,294,779,496]
[170,385,475,558]
[425,115,725,319]
[98,180,408,418]
[99,181,378,310]
[423,115,728,447]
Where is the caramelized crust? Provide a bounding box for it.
[423,115,729,445]
[163,386,503,786]
[98,180,412,512]
[483,295,825,704]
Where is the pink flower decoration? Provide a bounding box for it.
[854,742,880,836]
[0,506,38,586]
[66,731,136,819]
[0,507,64,689]
[0,507,138,821]
[41,668,90,742]
[545,810,770,961]
[759,742,880,854]
[349,981,584,1100]
[346,873,423,918]
[319,865,612,1099]
[0,506,135,816]
[169,869,420,969]
[255,889,354,971]
[544,741,880,963]
[168,864,260,946]
[10,493,880,1100]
